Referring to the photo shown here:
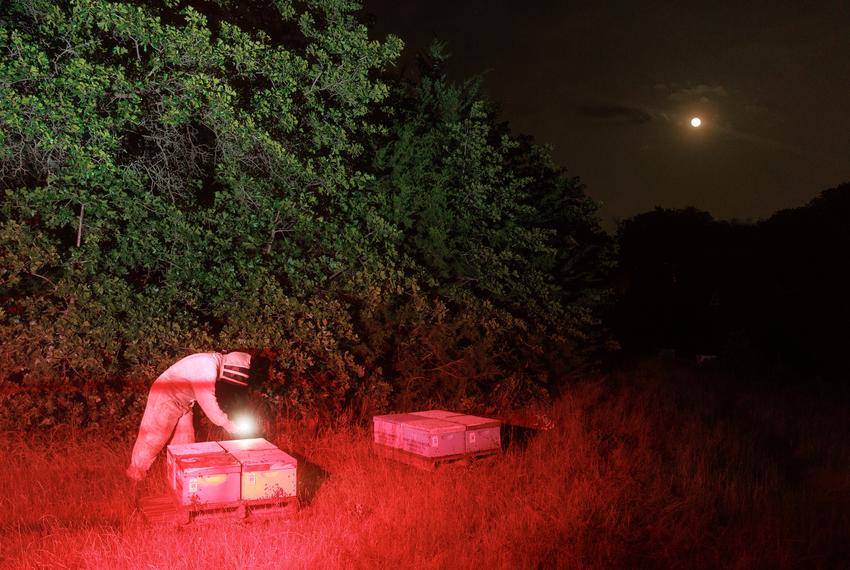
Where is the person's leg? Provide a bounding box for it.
[127,390,182,481]
[170,406,195,445]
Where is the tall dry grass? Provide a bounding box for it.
[1,360,848,569]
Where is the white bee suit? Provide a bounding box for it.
[126,351,251,480]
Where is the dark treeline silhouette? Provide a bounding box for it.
[612,183,850,382]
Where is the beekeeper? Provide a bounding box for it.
[126,351,254,481]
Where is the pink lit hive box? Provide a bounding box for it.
[219,438,298,500]
[401,417,466,457]
[166,441,241,506]
[442,414,501,453]
[166,438,297,506]
[166,441,229,499]
[373,410,502,458]
[373,413,427,448]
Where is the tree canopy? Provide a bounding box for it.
[0,1,610,429]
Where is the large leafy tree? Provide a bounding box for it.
[0,0,401,425]
[1,4,611,428]
[363,44,613,410]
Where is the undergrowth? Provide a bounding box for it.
[1,361,847,569]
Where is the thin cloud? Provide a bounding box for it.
[667,84,728,102]
[576,102,653,125]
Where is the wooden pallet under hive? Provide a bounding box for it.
[372,442,500,471]
[138,493,298,525]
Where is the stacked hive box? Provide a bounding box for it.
[400,416,466,458]
[442,414,501,453]
[372,413,425,448]
[166,441,225,491]
[219,438,298,501]
[166,438,297,507]
[372,409,502,459]
[166,441,241,506]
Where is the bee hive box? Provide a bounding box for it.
[372,413,425,448]
[219,438,298,501]
[166,441,226,495]
[400,417,466,458]
[447,414,502,453]
[167,442,241,506]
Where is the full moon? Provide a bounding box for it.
[690,117,702,128]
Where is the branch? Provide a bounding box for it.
[423,358,465,375]
[76,203,84,247]
[26,271,57,289]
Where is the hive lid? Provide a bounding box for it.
[403,417,466,434]
[411,409,461,419]
[167,441,224,456]
[446,414,501,429]
[373,413,426,424]
[229,448,298,471]
[218,438,277,452]
[176,452,241,475]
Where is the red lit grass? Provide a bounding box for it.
[1,361,848,569]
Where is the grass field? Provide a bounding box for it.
[1,361,848,569]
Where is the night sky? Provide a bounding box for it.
[364,1,850,231]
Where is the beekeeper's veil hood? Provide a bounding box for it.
[219,351,252,386]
